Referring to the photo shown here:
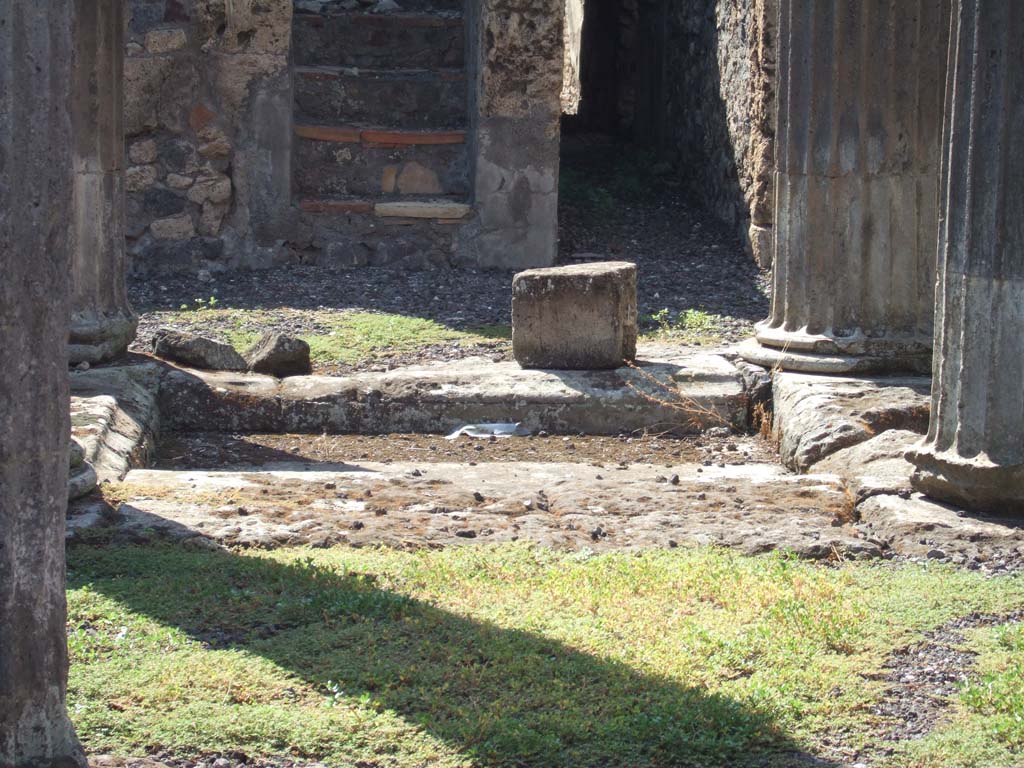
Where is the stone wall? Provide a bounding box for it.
[663,0,776,267]
[124,0,565,274]
[124,0,293,274]
[462,0,564,269]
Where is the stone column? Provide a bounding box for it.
[69,0,137,365]
[0,2,89,766]
[907,0,1024,514]
[740,0,950,374]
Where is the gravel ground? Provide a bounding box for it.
[856,610,1024,766]
[557,139,769,338]
[129,144,770,373]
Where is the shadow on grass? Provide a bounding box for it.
[68,539,837,768]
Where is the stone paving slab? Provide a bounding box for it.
[71,460,873,560]
[858,493,1024,570]
[772,372,931,471]
[816,429,922,503]
[158,347,753,436]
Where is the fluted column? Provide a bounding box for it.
[907,0,1024,514]
[741,0,949,374]
[69,0,137,365]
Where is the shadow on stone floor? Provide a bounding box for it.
[68,537,839,768]
[156,431,376,471]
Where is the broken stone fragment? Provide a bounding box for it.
[511,261,638,370]
[244,332,312,378]
[816,429,922,503]
[152,328,247,371]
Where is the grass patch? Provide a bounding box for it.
[66,544,1024,767]
[640,307,735,345]
[154,308,511,367]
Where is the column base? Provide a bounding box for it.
[69,311,138,365]
[907,446,1024,515]
[737,338,933,375]
[737,324,933,375]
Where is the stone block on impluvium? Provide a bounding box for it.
[512,261,637,370]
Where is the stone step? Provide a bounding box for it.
[299,197,471,219]
[293,12,464,69]
[74,461,869,558]
[156,346,756,436]
[295,196,470,267]
[293,125,469,198]
[294,66,466,129]
[69,363,161,491]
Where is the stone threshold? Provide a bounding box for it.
[70,363,161,500]
[298,197,471,220]
[65,356,1024,568]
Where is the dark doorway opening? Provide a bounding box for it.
[562,0,668,144]
[556,0,770,347]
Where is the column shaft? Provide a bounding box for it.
[69,0,137,365]
[0,2,88,765]
[742,0,949,373]
[908,0,1024,513]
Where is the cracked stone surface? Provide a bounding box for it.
[772,372,931,471]
[71,461,873,559]
[816,429,921,503]
[858,493,1024,571]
